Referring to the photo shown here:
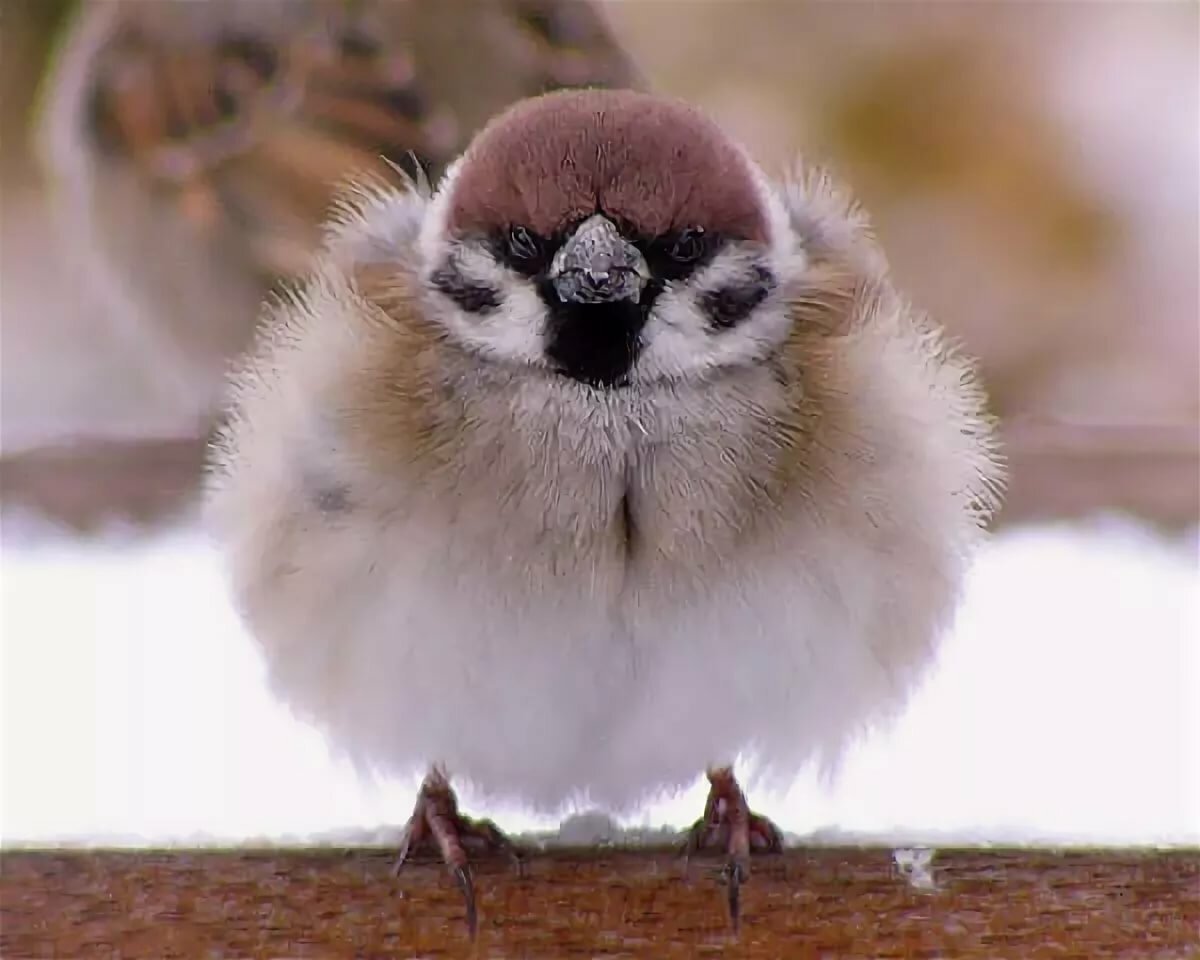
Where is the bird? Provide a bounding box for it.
[207,87,1004,936]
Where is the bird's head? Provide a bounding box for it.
[417,89,797,389]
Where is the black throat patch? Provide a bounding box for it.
[537,278,661,389]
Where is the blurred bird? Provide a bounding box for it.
[6,0,638,531]
[208,88,1004,934]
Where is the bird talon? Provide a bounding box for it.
[389,768,523,936]
[719,857,748,884]
[723,858,744,933]
[452,864,477,939]
[390,823,414,878]
[682,767,781,932]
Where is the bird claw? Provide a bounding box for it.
[390,767,524,938]
[677,766,784,933]
[717,855,750,932]
[452,864,477,939]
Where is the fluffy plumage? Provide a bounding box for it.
[208,89,1002,815]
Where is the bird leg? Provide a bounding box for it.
[391,766,524,938]
[679,766,785,933]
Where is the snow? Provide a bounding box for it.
[1,515,1196,849]
[892,848,938,891]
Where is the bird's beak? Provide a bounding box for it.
[548,214,648,304]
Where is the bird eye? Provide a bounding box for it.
[668,228,707,264]
[506,226,541,262]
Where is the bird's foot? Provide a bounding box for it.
[679,766,785,933]
[391,766,524,938]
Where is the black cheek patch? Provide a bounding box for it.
[701,265,777,330]
[430,261,501,314]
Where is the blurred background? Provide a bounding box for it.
[1,0,1197,846]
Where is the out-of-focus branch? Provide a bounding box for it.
[0,436,211,535]
[999,422,1199,528]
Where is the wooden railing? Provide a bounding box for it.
[2,846,1196,957]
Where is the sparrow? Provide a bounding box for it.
[207,88,1003,935]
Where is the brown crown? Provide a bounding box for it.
[445,89,768,242]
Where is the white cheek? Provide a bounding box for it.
[637,290,714,379]
[707,300,794,366]
[473,283,548,364]
[418,161,552,366]
[637,247,800,381]
[430,244,549,365]
[639,297,793,380]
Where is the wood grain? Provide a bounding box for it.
[2,847,1196,958]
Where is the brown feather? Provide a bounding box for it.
[446,89,767,240]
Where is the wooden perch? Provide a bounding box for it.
[1,847,1195,957]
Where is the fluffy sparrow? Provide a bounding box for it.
[208,88,1002,934]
